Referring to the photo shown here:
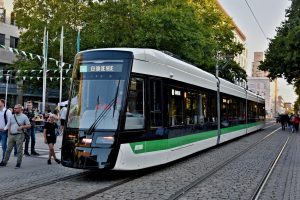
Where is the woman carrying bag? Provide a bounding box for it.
[43,114,61,164]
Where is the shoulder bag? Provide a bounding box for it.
[14,114,29,136]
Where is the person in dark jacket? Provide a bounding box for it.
[293,114,300,132]
[23,101,39,156]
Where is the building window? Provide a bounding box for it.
[0,8,5,23]
[10,11,16,25]
[0,34,5,45]
[10,36,19,48]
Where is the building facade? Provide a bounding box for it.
[247,77,271,117]
[217,1,248,72]
[0,0,20,106]
[252,52,269,77]
[0,1,59,108]
[249,52,281,117]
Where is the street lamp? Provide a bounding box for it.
[4,74,10,108]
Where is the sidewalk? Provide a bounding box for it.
[0,132,62,162]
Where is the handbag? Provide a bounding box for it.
[14,114,29,136]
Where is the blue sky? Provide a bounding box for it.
[219,0,297,103]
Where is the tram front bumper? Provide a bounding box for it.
[62,146,113,169]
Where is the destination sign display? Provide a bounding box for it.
[80,64,123,73]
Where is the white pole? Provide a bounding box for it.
[5,75,9,108]
[42,28,48,113]
[59,26,64,105]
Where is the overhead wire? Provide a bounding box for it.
[244,0,268,40]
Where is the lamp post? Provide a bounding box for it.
[215,52,233,145]
[4,74,9,108]
[215,53,221,144]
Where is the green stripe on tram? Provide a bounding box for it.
[129,121,264,154]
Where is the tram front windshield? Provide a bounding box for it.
[67,52,132,130]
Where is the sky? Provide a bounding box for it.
[219,0,297,103]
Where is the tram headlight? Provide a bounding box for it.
[82,138,92,144]
[96,136,114,145]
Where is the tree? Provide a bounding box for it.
[11,0,246,98]
[259,0,300,104]
[259,0,300,83]
[11,0,86,96]
[82,0,245,82]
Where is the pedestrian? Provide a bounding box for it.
[0,104,31,169]
[23,101,39,156]
[0,99,12,161]
[279,114,285,131]
[60,104,67,133]
[43,114,60,165]
[293,114,300,132]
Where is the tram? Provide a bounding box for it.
[61,48,265,170]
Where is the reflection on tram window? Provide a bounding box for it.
[169,88,184,126]
[150,80,163,128]
[185,91,197,125]
[125,77,145,130]
[68,79,125,130]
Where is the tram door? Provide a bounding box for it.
[146,79,168,165]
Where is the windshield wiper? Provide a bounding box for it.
[85,98,115,135]
[113,79,121,117]
[86,79,121,135]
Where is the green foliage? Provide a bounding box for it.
[82,0,245,82]
[12,0,86,96]
[11,0,246,97]
[259,0,300,103]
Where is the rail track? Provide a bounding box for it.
[167,127,283,200]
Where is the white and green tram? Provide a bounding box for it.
[61,48,265,170]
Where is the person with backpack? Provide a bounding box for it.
[293,114,300,132]
[0,99,12,162]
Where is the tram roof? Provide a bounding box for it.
[79,48,264,102]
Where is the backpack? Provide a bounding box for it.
[4,109,7,125]
[294,117,300,124]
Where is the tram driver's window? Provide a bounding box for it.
[125,77,145,130]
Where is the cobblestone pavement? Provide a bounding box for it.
[0,133,83,197]
[2,123,294,200]
[5,172,130,200]
[259,131,300,200]
[84,124,282,200]
[178,127,288,199]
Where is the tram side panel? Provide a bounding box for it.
[115,61,221,170]
[115,57,265,170]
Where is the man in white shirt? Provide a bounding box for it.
[0,99,12,162]
[60,104,67,133]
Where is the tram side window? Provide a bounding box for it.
[185,91,198,125]
[125,77,145,130]
[196,93,206,125]
[221,97,230,127]
[150,80,163,128]
[231,98,238,126]
[247,101,257,123]
[169,88,184,126]
[258,103,265,121]
[207,94,217,124]
[239,101,246,124]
